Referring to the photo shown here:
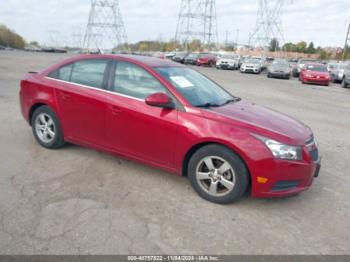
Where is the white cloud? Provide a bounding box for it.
[0,0,348,47]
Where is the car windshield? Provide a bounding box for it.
[221,55,235,59]
[187,54,198,59]
[339,64,349,70]
[306,65,327,72]
[198,53,210,58]
[154,67,237,107]
[246,59,260,64]
[328,63,337,69]
[272,60,288,66]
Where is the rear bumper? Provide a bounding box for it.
[250,157,321,198]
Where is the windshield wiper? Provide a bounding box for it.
[221,97,241,106]
[196,102,221,108]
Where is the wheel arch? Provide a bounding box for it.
[182,141,252,187]
[29,103,47,125]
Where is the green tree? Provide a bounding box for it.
[296,41,307,53]
[306,42,316,54]
[0,24,26,49]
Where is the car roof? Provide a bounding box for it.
[72,54,184,68]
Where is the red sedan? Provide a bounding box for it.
[19,55,320,204]
[197,54,217,67]
[299,63,330,86]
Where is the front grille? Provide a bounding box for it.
[271,181,300,192]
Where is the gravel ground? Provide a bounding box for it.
[0,50,349,255]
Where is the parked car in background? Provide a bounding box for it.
[327,62,338,72]
[172,52,189,64]
[240,58,262,74]
[152,52,165,59]
[19,54,320,204]
[184,53,200,65]
[216,55,239,70]
[299,63,330,86]
[0,45,6,50]
[267,59,291,79]
[329,63,349,83]
[251,56,268,69]
[197,54,217,67]
[292,58,317,77]
[341,64,350,88]
[165,52,176,60]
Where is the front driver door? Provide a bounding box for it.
[105,61,178,169]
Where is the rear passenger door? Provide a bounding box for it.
[46,59,111,146]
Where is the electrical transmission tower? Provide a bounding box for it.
[175,0,218,51]
[249,0,286,49]
[342,21,350,60]
[83,0,128,50]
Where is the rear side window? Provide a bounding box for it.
[48,64,73,81]
[71,60,108,88]
[112,61,167,99]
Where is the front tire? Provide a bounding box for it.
[31,106,65,149]
[342,78,348,88]
[188,145,249,204]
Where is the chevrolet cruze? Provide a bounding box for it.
[19,55,321,204]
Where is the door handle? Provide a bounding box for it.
[110,105,122,115]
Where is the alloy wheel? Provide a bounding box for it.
[196,156,236,197]
[35,113,56,143]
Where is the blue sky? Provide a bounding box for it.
[1,0,349,47]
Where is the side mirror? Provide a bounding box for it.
[145,93,175,109]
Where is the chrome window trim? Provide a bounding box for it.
[44,76,144,102]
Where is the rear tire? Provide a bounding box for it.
[188,144,249,204]
[31,106,65,149]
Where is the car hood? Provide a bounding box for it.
[204,100,312,145]
[271,65,289,71]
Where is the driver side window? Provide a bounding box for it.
[112,61,167,100]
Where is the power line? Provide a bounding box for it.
[342,21,350,60]
[175,0,218,50]
[83,0,128,50]
[249,0,287,49]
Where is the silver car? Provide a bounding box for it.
[267,59,291,79]
[329,63,349,83]
[240,58,262,74]
[341,63,350,88]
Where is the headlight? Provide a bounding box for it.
[254,135,302,161]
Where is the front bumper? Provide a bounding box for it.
[217,64,235,69]
[250,144,321,198]
[303,77,330,85]
[251,159,321,198]
[241,68,260,73]
[269,72,290,78]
